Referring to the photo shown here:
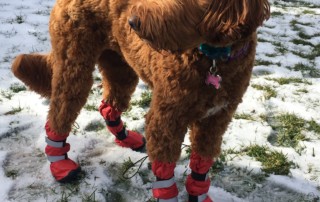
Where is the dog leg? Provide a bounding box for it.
[187,104,238,201]
[98,50,139,111]
[48,49,96,134]
[44,35,97,181]
[98,50,145,151]
[11,53,53,98]
[145,88,197,201]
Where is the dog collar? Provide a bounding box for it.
[199,43,250,62]
[198,44,231,60]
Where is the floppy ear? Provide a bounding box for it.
[198,0,270,41]
[242,0,270,34]
[130,0,205,51]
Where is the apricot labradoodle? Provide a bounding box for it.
[12,0,270,201]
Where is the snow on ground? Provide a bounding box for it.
[0,0,320,201]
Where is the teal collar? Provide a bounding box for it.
[198,44,231,60]
[199,43,250,61]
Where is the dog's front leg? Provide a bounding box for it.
[145,86,198,201]
[186,104,239,202]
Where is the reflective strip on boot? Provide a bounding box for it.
[153,177,178,201]
[158,197,178,202]
[45,137,67,163]
[47,155,66,162]
[45,137,65,147]
[189,193,207,202]
[153,177,175,189]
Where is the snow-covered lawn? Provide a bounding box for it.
[0,0,319,201]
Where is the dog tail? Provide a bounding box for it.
[12,54,52,98]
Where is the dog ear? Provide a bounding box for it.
[198,0,270,41]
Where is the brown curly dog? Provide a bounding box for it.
[12,0,270,201]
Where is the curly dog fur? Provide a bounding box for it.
[12,0,269,168]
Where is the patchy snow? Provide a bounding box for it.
[0,0,320,201]
[0,152,13,202]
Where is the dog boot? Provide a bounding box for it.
[45,121,80,182]
[152,160,179,202]
[186,152,214,202]
[99,100,146,151]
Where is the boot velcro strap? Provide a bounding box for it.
[153,177,175,189]
[45,137,65,148]
[47,154,67,162]
[158,197,178,202]
[105,117,121,127]
[189,194,207,202]
[191,171,208,181]
[116,128,128,140]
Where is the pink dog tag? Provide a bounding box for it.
[205,72,222,89]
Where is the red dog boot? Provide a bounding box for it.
[99,100,146,151]
[45,121,80,183]
[186,152,214,202]
[152,160,179,202]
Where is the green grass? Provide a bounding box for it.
[302,9,317,15]
[292,63,320,78]
[94,76,102,82]
[5,169,19,179]
[1,90,13,99]
[266,77,312,85]
[296,88,309,94]
[257,38,271,43]
[210,152,227,174]
[82,189,98,202]
[15,14,25,24]
[307,120,320,135]
[57,191,71,202]
[5,106,23,115]
[131,90,152,108]
[271,41,288,54]
[290,19,303,32]
[84,103,97,111]
[292,50,315,60]
[254,59,276,66]
[298,31,312,40]
[269,114,320,146]
[271,114,308,148]
[265,53,278,58]
[290,38,314,47]
[244,145,291,175]
[234,113,255,121]
[251,84,277,99]
[210,148,241,175]
[9,83,26,93]
[84,121,105,132]
[271,11,283,17]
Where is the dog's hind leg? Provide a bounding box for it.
[98,49,139,110]
[187,104,238,202]
[11,53,53,98]
[98,49,145,151]
[45,44,96,181]
[43,23,102,180]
